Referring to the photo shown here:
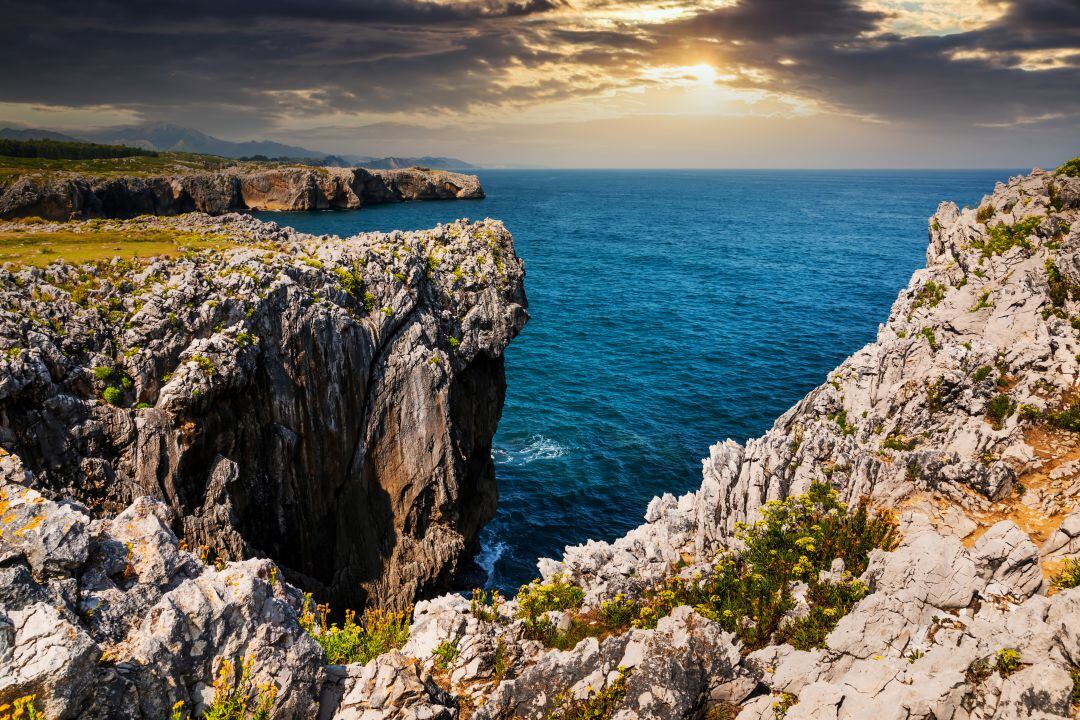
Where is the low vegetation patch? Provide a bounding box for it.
[545,666,629,720]
[1056,157,1080,177]
[299,594,410,665]
[971,216,1042,258]
[506,486,897,655]
[986,394,1016,429]
[912,281,946,310]
[0,137,157,160]
[1052,557,1080,589]
[168,656,277,720]
[0,226,234,267]
[631,484,896,650]
[0,695,43,720]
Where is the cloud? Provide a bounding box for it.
[0,0,1074,163]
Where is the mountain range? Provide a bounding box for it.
[0,122,476,170]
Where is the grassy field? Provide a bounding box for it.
[0,151,246,180]
[0,225,236,267]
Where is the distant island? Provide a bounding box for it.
[0,121,478,170]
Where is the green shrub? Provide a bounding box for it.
[972,365,994,383]
[1046,400,1080,432]
[827,408,855,436]
[546,666,629,720]
[972,216,1042,257]
[93,365,115,381]
[975,204,995,224]
[333,266,365,297]
[432,638,460,670]
[920,327,938,351]
[516,575,585,627]
[183,656,278,720]
[598,593,638,629]
[632,484,897,650]
[102,386,123,406]
[994,648,1021,678]
[986,394,1016,429]
[470,588,504,622]
[1056,157,1080,177]
[1052,558,1080,589]
[882,434,917,452]
[299,594,410,665]
[971,290,993,311]
[1070,668,1080,707]
[912,281,946,309]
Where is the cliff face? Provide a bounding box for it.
[0,213,526,612]
[0,166,485,220]
[5,167,1080,720]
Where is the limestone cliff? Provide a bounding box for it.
[4,167,1080,720]
[0,213,526,612]
[0,166,484,220]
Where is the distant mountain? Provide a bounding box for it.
[79,122,328,160]
[0,122,476,169]
[345,155,477,170]
[0,127,81,142]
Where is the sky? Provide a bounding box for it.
[0,0,1076,167]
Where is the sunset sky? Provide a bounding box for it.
[1,0,1077,167]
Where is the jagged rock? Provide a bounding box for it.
[0,166,484,220]
[320,651,456,720]
[0,485,325,719]
[0,213,527,611]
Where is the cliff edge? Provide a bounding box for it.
[3,166,1080,720]
[0,166,484,220]
[0,213,526,616]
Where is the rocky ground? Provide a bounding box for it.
[0,212,527,619]
[2,166,1080,719]
[0,165,484,220]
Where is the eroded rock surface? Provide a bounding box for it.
[0,213,527,611]
[0,166,484,220]
[3,167,1080,719]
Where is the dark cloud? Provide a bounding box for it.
[0,0,1075,153]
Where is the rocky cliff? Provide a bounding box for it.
[0,166,484,220]
[0,213,526,615]
[3,166,1080,720]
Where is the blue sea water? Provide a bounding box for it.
[256,168,1018,594]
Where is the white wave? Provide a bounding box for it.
[493,435,568,465]
[476,537,508,587]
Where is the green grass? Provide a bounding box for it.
[0,226,234,267]
[299,594,410,665]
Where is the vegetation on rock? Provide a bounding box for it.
[299,594,410,665]
[0,137,158,160]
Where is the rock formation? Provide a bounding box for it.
[2,166,1080,720]
[0,213,527,613]
[0,166,485,220]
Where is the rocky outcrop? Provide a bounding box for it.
[371,166,1080,718]
[0,166,484,220]
[3,166,1080,720]
[0,213,527,612]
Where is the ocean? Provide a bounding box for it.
[255,168,1018,594]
